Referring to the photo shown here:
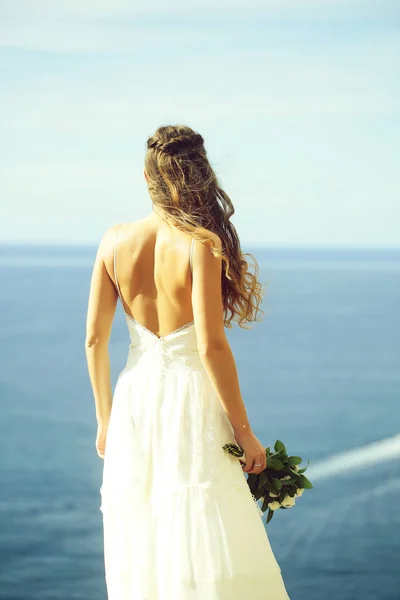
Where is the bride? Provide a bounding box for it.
[85,124,291,599]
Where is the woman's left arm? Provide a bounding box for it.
[85,226,119,435]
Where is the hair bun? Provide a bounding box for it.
[148,133,204,156]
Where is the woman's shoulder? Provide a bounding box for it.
[103,219,149,243]
[98,221,151,278]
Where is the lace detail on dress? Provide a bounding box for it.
[126,314,195,341]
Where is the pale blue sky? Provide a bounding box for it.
[1,1,399,247]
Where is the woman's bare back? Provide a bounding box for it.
[108,212,194,339]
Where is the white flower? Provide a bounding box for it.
[292,465,300,472]
[268,501,281,511]
[269,492,279,498]
[295,488,304,497]
[282,475,291,480]
[281,494,296,508]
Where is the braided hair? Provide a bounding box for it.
[147,132,204,156]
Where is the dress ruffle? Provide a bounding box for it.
[100,478,287,599]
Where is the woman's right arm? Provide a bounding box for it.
[191,233,267,474]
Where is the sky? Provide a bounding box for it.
[0,0,399,247]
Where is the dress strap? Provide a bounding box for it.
[189,238,195,276]
[113,226,123,302]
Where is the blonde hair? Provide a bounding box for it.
[144,124,265,328]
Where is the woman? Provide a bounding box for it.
[85,125,290,599]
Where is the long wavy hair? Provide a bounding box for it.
[144,124,265,328]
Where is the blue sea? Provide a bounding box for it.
[0,245,399,600]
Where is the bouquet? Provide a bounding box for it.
[223,439,313,524]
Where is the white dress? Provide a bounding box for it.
[99,234,291,600]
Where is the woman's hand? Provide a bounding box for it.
[234,428,267,475]
[96,423,108,459]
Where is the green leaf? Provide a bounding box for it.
[274,452,288,463]
[261,495,270,513]
[246,473,258,494]
[257,472,268,492]
[264,467,277,477]
[299,474,313,489]
[266,508,274,524]
[264,478,279,494]
[287,456,302,465]
[269,450,287,461]
[274,440,286,453]
[272,477,283,490]
[282,465,293,474]
[298,460,310,473]
[267,458,285,471]
[281,476,298,485]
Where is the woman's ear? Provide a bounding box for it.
[144,169,148,183]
